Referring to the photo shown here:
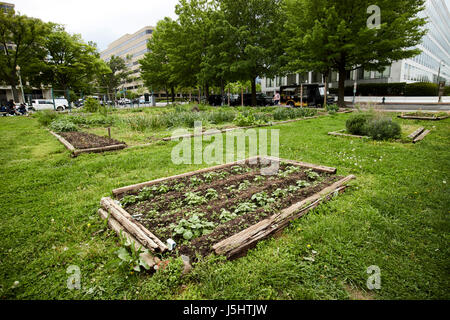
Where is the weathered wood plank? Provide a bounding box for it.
[73,144,127,156]
[49,131,76,152]
[413,129,431,144]
[101,197,160,252]
[407,127,425,140]
[328,131,370,139]
[98,208,159,268]
[102,198,168,252]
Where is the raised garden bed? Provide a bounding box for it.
[50,131,127,157]
[398,112,449,121]
[99,156,355,268]
[328,127,430,143]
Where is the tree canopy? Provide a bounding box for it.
[283,0,427,106]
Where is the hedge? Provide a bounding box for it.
[329,82,450,96]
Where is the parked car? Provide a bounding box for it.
[280,84,335,108]
[230,93,275,107]
[30,98,69,111]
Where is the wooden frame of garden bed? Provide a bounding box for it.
[99,156,355,265]
[328,128,430,144]
[328,129,370,139]
[398,115,449,121]
[49,131,127,157]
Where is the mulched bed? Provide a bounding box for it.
[59,131,126,150]
[116,161,343,260]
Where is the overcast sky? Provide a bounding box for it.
[9,0,450,52]
[11,0,180,51]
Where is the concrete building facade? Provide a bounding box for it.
[100,26,154,94]
[261,0,450,96]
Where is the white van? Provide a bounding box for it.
[31,99,69,111]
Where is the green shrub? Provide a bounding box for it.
[326,104,339,113]
[35,110,58,126]
[84,97,101,113]
[365,118,402,140]
[49,119,78,132]
[346,113,375,136]
[404,82,438,96]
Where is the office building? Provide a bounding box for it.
[100,26,154,94]
[261,0,450,96]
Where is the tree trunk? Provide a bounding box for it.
[338,56,346,108]
[11,85,19,103]
[171,86,175,104]
[220,79,225,106]
[251,77,257,107]
[323,71,329,109]
[205,83,210,103]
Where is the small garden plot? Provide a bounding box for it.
[329,112,430,143]
[398,112,449,120]
[50,131,127,157]
[99,156,355,266]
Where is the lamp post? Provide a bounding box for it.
[437,61,446,103]
[16,65,26,104]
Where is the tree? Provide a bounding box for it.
[97,55,131,101]
[0,9,51,102]
[217,0,285,106]
[140,17,180,103]
[284,0,427,107]
[43,27,106,100]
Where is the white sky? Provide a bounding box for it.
[9,0,450,52]
[11,0,179,51]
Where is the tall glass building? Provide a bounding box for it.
[261,0,450,96]
[100,26,154,93]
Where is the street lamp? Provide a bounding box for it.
[15,65,26,104]
[437,61,446,103]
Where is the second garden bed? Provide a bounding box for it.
[50,131,127,157]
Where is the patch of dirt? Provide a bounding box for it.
[344,284,376,300]
[60,132,126,150]
[119,161,342,260]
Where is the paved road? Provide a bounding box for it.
[348,104,450,112]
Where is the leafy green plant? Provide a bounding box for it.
[205,188,219,200]
[272,188,288,198]
[49,119,78,132]
[346,113,375,135]
[35,110,58,126]
[172,214,216,241]
[219,209,238,223]
[365,118,402,140]
[120,195,138,207]
[116,233,150,272]
[305,170,320,181]
[278,165,300,178]
[326,104,340,113]
[84,97,101,113]
[190,177,203,187]
[297,180,311,188]
[238,180,251,191]
[234,202,257,215]
[251,192,275,207]
[185,192,207,206]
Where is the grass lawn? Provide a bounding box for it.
[0,110,449,300]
